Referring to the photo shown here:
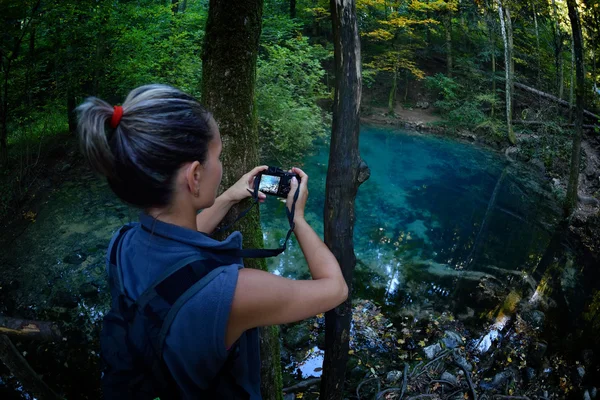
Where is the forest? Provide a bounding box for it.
[1,0,600,399]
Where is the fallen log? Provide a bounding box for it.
[512,120,600,130]
[282,377,321,393]
[0,334,61,400]
[0,315,61,341]
[514,82,600,121]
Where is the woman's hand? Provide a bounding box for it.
[287,167,308,221]
[222,165,268,204]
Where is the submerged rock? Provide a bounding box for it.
[442,330,463,349]
[63,252,87,265]
[528,341,548,366]
[423,343,442,360]
[79,283,99,300]
[582,349,594,368]
[521,309,545,331]
[457,307,475,321]
[284,324,311,349]
[386,370,402,384]
[523,367,536,383]
[53,292,78,309]
[453,353,473,372]
[440,371,458,385]
[479,370,512,390]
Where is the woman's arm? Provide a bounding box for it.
[225,168,348,347]
[196,165,267,233]
[195,194,236,234]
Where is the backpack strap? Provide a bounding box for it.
[106,224,135,311]
[158,266,228,355]
[109,224,135,267]
[134,255,229,359]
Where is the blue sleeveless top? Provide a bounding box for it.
[111,213,262,399]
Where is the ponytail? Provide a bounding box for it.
[76,97,116,178]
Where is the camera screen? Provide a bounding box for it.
[259,175,281,194]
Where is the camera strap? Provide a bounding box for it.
[210,177,300,259]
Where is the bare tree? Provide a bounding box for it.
[497,0,516,145]
[320,0,370,398]
[564,0,585,216]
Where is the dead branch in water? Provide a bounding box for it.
[0,315,61,341]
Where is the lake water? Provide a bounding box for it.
[261,125,560,313]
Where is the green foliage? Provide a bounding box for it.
[106,2,205,97]
[425,73,460,102]
[0,104,68,220]
[261,14,303,44]
[256,36,331,164]
[7,105,68,149]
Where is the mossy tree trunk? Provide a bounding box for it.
[565,0,584,217]
[0,67,8,164]
[201,1,282,399]
[497,0,516,145]
[552,0,564,98]
[444,12,452,76]
[485,0,496,118]
[569,37,575,123]
[388,68,397,114]
[532,1,541,87]
[320,0,370,399]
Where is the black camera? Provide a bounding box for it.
[256,167,299,198]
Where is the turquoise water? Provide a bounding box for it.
[261,125,560,310]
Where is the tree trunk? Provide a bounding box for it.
[593,48,596,94]
[565,0,585,217]
[171,0,179,14]
[444,13,452,76]
[27,25,36,107]
[290,0,296,18]
[552,0,562,95]
[532,1,541,86]
[1,66,9,164]
[320,0,370,399]
[0,335,60,400]
[485,0,496,118]
[559,54,564,99]
[93,31,103,96]
[201,1,282,399]
[67,88,77,135]
[497,0,516,145]
[181,0,187,12]
[505,5,514,101]
[569,37,575,123]
[388,69,397,114]
[0,316,61,341]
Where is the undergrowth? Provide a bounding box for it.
[0,105,70,221]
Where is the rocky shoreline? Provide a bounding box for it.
[281,297,598,400]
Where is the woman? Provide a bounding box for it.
[77,84,347,399]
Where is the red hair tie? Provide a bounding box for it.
[110,105,123,129]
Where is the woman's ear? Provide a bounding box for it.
[185,161,202,197]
